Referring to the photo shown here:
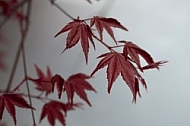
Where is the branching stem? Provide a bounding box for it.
[49,0,75,20]
[92,34,115,52]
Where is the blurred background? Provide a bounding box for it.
[1,0,190,126]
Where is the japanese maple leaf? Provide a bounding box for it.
[121,41,167,71]
[55,19,95,64]
[64,73,96,106]
[28,64,53,96]
[39,101,82,126]
[90,16,128,43]
[51,74,65,99]
[141,60,168,70]
[91,52,147,101]
[0,94,34,125]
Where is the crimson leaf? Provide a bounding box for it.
[121,41,167,71]
[91,52,146,102]
[64,73,96,106]
[141,61,168,70]
[51,74,65,99]
[39,101,66,126]
[39,101,82,126]
[55,18,95,64]
[90,16,128,43]
[0,94,34,125]
[28,64,53,96]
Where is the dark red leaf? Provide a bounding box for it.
[28,64,53,96]
[0,96,5,120]
[55,19,95,64]
[4,97,16,124]
[121,41,154,71]
[39,101,65,126]
[64,73,96,106]
[90,16,128,43]
[54,20,80,37]
[0,94,34,125]
[51,74,65,99]
[91,52,146,101]
[39,101,82,126]
[121,41,167,71]
[141,61,168,70]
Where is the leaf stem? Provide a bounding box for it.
[13,92,56,103]
[49,0,75,20]
[111,45,124,48]
[92,34,115,52]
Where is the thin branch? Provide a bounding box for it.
[20,0,36,125]
[4,0,31,92]
[13,92,56,102]
[92,34,115,52]
[22,43,37,124]
[111,45,124,48]
[49,0,75,20]
[5,39,23,92]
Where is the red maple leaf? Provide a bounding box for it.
[64,73,96,106]
[90,16,128,43]
[51,74,65,99]
[121,41,167,71]
[91,52,147,102]
[28,64,53,96]
[51,73,96,106]
[39,101,82,126]
[55,18,95,63]
[141,60,168,70]
[0,94,34,125]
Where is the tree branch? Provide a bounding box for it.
[49,0,75,20]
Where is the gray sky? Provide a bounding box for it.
[1,0,190,126]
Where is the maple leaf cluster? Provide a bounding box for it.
[55,16,167,102]
[0,65,93,126]
[0,0,167,126]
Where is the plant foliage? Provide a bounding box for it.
[0,0,167,126]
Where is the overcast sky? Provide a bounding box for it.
[1,0,190,126]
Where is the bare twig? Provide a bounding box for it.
[49,0,75,20]
[20,0,36,125]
